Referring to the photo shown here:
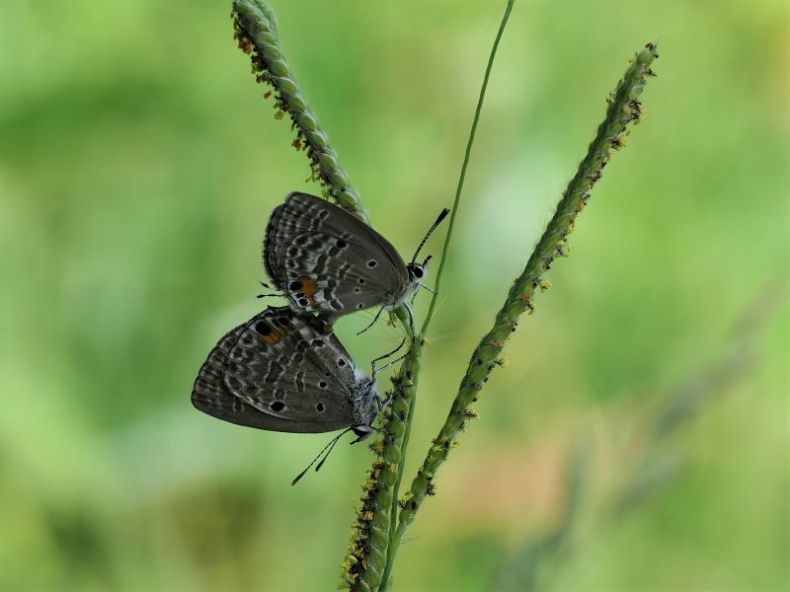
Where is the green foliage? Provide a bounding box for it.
[0,1,786,591]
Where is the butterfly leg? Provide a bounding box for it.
[402,301,416,339]
[372,350,408,378]
[418,283,437,294]
[374,389,401,428]
[371,337,407,376]
[410,282,437,305]
[356,305,386,336]
[256,280,283,300]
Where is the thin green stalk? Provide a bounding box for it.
[231,0,369,222]
[379,321,420,592]
[376,4,517,590]
[392,43,659,560]
[421,0,515,336]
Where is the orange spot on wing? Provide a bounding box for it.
[256,322,294,345]
[298,276,318,304]
[259,330,282,344]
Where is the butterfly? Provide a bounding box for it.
[263,192,448,331]
[191,306,382,441]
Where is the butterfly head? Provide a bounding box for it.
[405,207,448,297]
[406,254,431,285]
[350,424,376,443]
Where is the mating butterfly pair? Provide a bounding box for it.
[192,192,447,443]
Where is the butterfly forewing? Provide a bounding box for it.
[264,192,410,316]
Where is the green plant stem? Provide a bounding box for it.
[228,4,395,585]
[231,0,370,222]
[343,308,418,592]
[379,324,420,592]
[375,4,517,590]
[392,42,659,564]
[421,0,515,336]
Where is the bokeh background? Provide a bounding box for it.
[0,1,787,590]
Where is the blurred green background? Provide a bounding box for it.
[0,1,786,590]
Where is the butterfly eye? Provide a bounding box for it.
[413,266,424,279]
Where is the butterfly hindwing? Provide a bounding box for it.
[191,308,358,433]
[223,308,356,431]
[264,192,410,316]
[192,322,320,431]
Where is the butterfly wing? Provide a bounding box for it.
[192,307,357,433]
[224,307,361,431]
[264,192,410,316]
[192,323,306,431]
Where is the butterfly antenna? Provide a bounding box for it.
[291,429,350,486]
[314,435,345,472]
[411,208,450,264]
[371,337,407,376]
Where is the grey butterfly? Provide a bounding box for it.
[264,192,448,330]
[191,306,381,441]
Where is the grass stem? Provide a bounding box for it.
[392,42,659,570]
[231,0,370,222]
